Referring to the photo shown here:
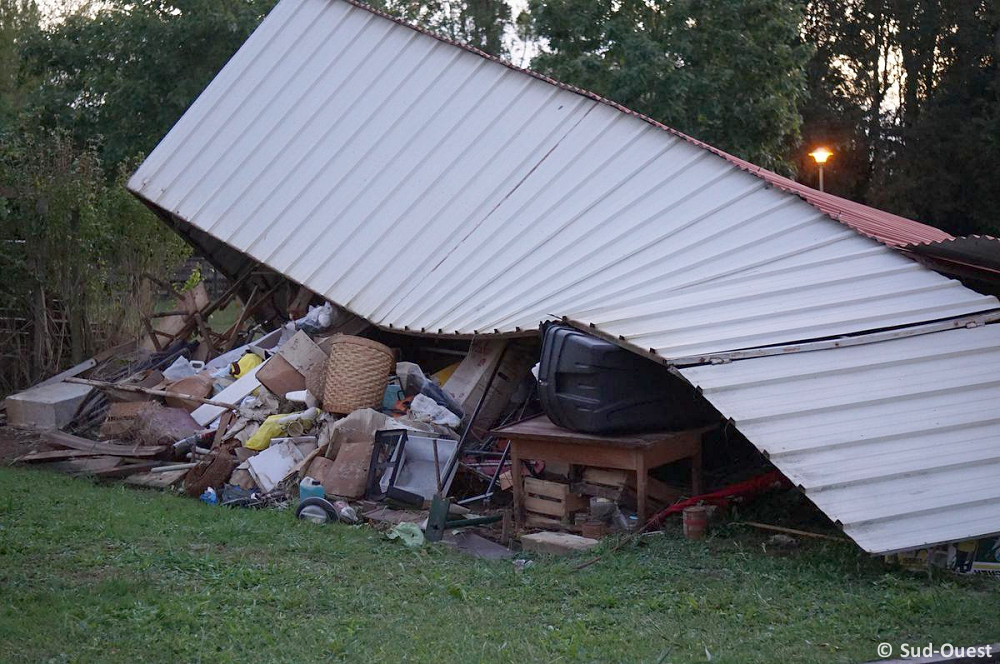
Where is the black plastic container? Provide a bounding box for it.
[538,324,711,434]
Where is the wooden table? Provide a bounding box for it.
[492,415,707,528]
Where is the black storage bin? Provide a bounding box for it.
[538,324,711,434]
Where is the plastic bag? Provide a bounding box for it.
[294,302,334,334]
[162,356,204,381]
[408,393,461,428]
[386,522,425,548]
[244,408,318,451]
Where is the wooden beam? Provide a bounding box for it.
[64,377,237,410]
[44,430,168,458]
[15,449,108,463]
[81,461,164,479]
[735,521,850,542]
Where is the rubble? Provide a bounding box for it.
[2,280,837,565]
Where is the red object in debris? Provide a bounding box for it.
[645,470,790,531]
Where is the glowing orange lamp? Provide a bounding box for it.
[808,147,833,192]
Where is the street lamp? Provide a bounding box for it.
[808,147,833,192]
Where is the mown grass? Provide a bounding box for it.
[0,466,995,663]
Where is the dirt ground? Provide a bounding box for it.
[0,425,49,463]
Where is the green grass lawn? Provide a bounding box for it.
[0,467,995,664]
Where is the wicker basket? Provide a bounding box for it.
[321,335,394,414]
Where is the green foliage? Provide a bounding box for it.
[180,266,202,293]
[0,0,39,126]
[364,0,513,57]
[0,129,188,386]
[526,0,811,171]
[18,0,277,170]
[798,0,999,235]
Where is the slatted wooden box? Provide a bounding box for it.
[523,477,588,529]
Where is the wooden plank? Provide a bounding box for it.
[82,461,163,479]
[494,415,713,449]
[645,475,685,504]
[525,513,582,533]
[15,449,108,463]
[55,457,121,474]
[126,469,188,489]
[65,377,238,410]
[524,477,570,500]
[583,467,685,504]
[524,512,565,529]
[644,431,703,468]
[524,495,568,517]
[583,467,629,488]
[572,481,629,502]
[32,358,97,390]
[190,363,262,425]
[45,430,167,458]
[513,439,636,470]
[510,440,523,531]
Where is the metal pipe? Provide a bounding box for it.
[441,343,509,484]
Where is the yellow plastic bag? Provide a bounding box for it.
[244,414,286,451]
[243,408,319,451]
[231,352,263,379]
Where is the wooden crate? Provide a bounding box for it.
[523,477,588,528]
[572,467,685,510]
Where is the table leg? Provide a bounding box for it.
[691,448,704,496]
[635,451,647,525]
[510,441,523,531]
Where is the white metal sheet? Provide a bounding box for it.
[680,324,1000,554]
[128,0,998,360]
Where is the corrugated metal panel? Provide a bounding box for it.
[679,323,1000,554]
[127,0,998,360]
[696,149,955,248]
[910,235,1000,274]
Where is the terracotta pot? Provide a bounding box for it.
[682,505,709,540]
[581,520,607,540]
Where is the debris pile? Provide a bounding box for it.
[0,295,802,557]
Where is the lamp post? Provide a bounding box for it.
[808,147,833,192]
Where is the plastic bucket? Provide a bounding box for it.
[682,505,709,540]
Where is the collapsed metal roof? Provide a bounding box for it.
[129,0,1000,553]
[680,319,1000,554]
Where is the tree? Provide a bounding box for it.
[525,0,811,171]
[365,0,513,57]
[0,0,39,126]
[798,0,999,235]
[0,130,187,391]
[19,0,277,171]
[874,0,999,235]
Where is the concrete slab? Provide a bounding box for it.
[520,531,600,556]
[5,382,93,430]
[444,531,514,560]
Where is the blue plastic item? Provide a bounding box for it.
[200,487,218,505]
[299,476,326,501]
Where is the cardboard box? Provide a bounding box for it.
[257,355,306,396]
[949,536,1000,575]
[257,331,327,398]
[444,339,536,436]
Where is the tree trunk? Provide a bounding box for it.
[68,208,87,363]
